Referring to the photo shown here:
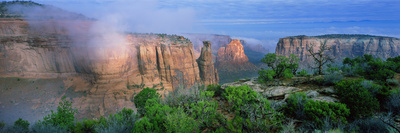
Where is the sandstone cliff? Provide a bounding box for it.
[275,35,400,66]
[0,17,218,120]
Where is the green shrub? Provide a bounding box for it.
[386,60,400,73]
[360,80,391,106]
[240,103,283,132]
[226,116,243,133]
[360,80,379,97]
[387,56,400,73]
[141,98,174,132]
[162,84,207,109]
[348,118,389,133]
[74,119,98,133]
[14,118,30,131]
[335,79,379,118]
[386,79,400,86]
[283,69,293,79]
[134,87,161,115]
[94,108,137,133]
[304,100,350,127]
[164,108,199,133]
[38,96,77,131]
[343,55,396,82]
[283,92,309,120]
[322,71,343,85]
[365,60,395,82]
[223,85,259,113]
[223,85,282,132]
[341,64,356,77]
[189,100,221,129]
[206,84,223,97]
[260,53,299,79]
[31,122,67,133]
[258,68,275,82]
[132,117,153,133]
[386,89,400,113]
[297,69,309,77]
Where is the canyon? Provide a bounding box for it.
[0,15,218,123]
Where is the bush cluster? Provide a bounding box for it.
[258,53,299,82]
[335,79,380,118]
[223,85,283,132]
[38,96,77,131]
[342,55,397,82]
[386,89,400,114]
[283,93,350,128]
[296,69,309,77]
[133,87,161,116]
[304,100,350,127]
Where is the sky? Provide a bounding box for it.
[9,0,400,50]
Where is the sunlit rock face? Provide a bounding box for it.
[216,39,249,64]
[215,39,258,71]
[275,35,400,66]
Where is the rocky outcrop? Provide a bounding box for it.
[275,35,400,66]
[197,41,219,85]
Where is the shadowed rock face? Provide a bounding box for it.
[0,18,209,89]
[275,35,400,66]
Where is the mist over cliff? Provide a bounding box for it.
[0,1,215,125]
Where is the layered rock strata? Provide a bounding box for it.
[275,35,400,66]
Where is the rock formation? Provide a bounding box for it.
[215,39,259,83]
[216,39,249,64]
[197,41,219,85]
[275,35,400,67]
